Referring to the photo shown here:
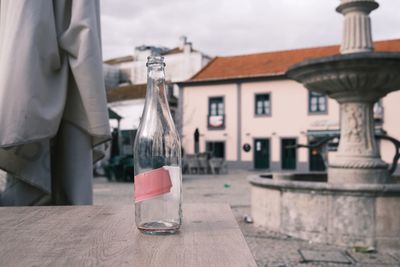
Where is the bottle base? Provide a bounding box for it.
[138,220,180,235]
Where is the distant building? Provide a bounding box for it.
[178,39,400,174]
[104,37,212,153]
[104,36,212,86]
[106,83,177,130]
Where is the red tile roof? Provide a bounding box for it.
[104,55,134,65]
[107,83,178,105]
[162,47,183,55]
[161,47,203,55]
[107,84,146,103]
[189,39,400,82]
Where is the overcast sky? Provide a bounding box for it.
[100,0,400,60]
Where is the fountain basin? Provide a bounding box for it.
[287,52,400,102]
[249,174,400,250]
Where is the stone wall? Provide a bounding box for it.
[249,175,400,250]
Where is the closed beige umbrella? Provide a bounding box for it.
[0,0,110,205]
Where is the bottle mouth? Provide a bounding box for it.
[147,56,165,67]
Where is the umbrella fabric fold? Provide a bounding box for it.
[0,0,110,205]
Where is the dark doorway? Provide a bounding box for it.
[309,139,327,171]
[206,141,225,158]
[281,138,297,170]
[254,139,270,169]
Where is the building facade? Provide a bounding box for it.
[179,39,400,174]
[104,36,211,131]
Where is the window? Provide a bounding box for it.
[255,94,271,115]
[309,92,327,113]
[209,97,224,116]
[208,97,225,129]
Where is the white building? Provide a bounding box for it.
[178,39,400,175]
[104,36,212,132]
[104,36,211,85]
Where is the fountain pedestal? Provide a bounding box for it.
[329,101,389,183]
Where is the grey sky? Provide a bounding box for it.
[100,0,400,60]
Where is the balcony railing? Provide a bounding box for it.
[207,114,225,130]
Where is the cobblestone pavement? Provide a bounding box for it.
[93,171,400,267]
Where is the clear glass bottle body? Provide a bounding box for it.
[133,56,182,234]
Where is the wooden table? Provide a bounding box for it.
[0,204,256,267]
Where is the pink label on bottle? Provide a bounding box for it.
[134,167,172,203]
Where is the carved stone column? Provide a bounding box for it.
[328,101,389,184]
[337,0,378,54]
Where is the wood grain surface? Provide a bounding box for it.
[0,204,256,267]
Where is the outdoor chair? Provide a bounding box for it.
[197,156,209,174]
[209,158,227,174]
[185,155,200,174]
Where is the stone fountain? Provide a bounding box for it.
[249,0,400,250]
[288,0,400,185]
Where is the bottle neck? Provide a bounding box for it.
[146,64,168,106]
[143,64,173,127]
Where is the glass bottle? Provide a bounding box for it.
[133,56,182,234]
